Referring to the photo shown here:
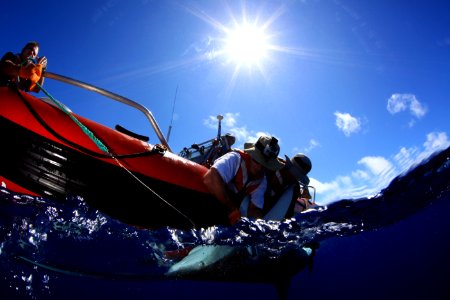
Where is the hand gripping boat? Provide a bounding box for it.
[0,72,229,229]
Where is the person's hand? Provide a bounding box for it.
[37,56,47,69]
[228,208,241,225]
[294,197,311,213]
[19,64,42,83]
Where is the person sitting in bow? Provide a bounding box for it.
[264,153,313,218]
[203,135,284,225]
[0,41,47,92]
[203,133,237,167]
[220,133,236,153]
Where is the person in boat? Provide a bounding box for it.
[264,153,313,217]
[203,135,284,225]
[203,133,237,167]
[0,41,47,93]
[221,133,236,153]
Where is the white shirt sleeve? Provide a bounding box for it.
[212,151,266,209]
[211,152,241,184]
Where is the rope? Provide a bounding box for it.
[32,82,196,228]
[36,82,110,154]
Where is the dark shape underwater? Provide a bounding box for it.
[0,145,449,299]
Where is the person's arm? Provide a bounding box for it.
[246,176,266,219]
[0,54,21,78]
[247,202,263,219]
[203,167,240,224]
[29,56,47,92]
[29,72,44,92]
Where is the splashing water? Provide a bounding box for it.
[1,146,449,299]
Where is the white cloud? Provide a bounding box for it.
[424,131,449,151]
[393,132,450,174]
[203,113,278,148]
[352,169,370,180]
[393,146,420,171]
[304,138,320,152]
[291,139,320,156]
[357,156,393,176]
[314,130,449,205]
[203,113,240,130]
[409,97,427,118]
[312,175,372,203]
[318,155,396,202]
[248,131,275,144]
[183,36,218,59]
[203,115,220,129]
[334,112,361,137]
[229,127,251,143]
[413,132,450,168]
[387,94,427,124]
[222,112,238,127]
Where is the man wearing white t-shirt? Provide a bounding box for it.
[203,135,284,225]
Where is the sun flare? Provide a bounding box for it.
[182,2,289,93]
[223,23,270,67]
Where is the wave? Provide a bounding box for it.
[1,146,449,299]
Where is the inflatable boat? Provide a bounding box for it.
[0,72,230,229]
[1,71,309,229]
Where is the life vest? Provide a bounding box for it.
[229,150,264,200]
[0,52,40,92]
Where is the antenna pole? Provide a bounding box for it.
[217,114,224,140]
[166,85,178,143]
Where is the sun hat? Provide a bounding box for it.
[224,133,236,146]
[285,153,312,185]
[244,136,284,171]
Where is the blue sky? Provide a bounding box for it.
[2,0,449,205]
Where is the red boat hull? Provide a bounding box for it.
[0,87,228,229]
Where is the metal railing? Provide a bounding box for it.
[43,71,172,152]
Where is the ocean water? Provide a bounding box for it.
[1,146,449,300]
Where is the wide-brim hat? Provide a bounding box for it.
[224,133,236,146]
[285,154,311,185]
[244,136,284,171]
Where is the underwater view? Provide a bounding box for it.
[2,1,450,299]
[1,146,449,300]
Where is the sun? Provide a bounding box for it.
[223,22,270,68]
[180,2,287,88]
